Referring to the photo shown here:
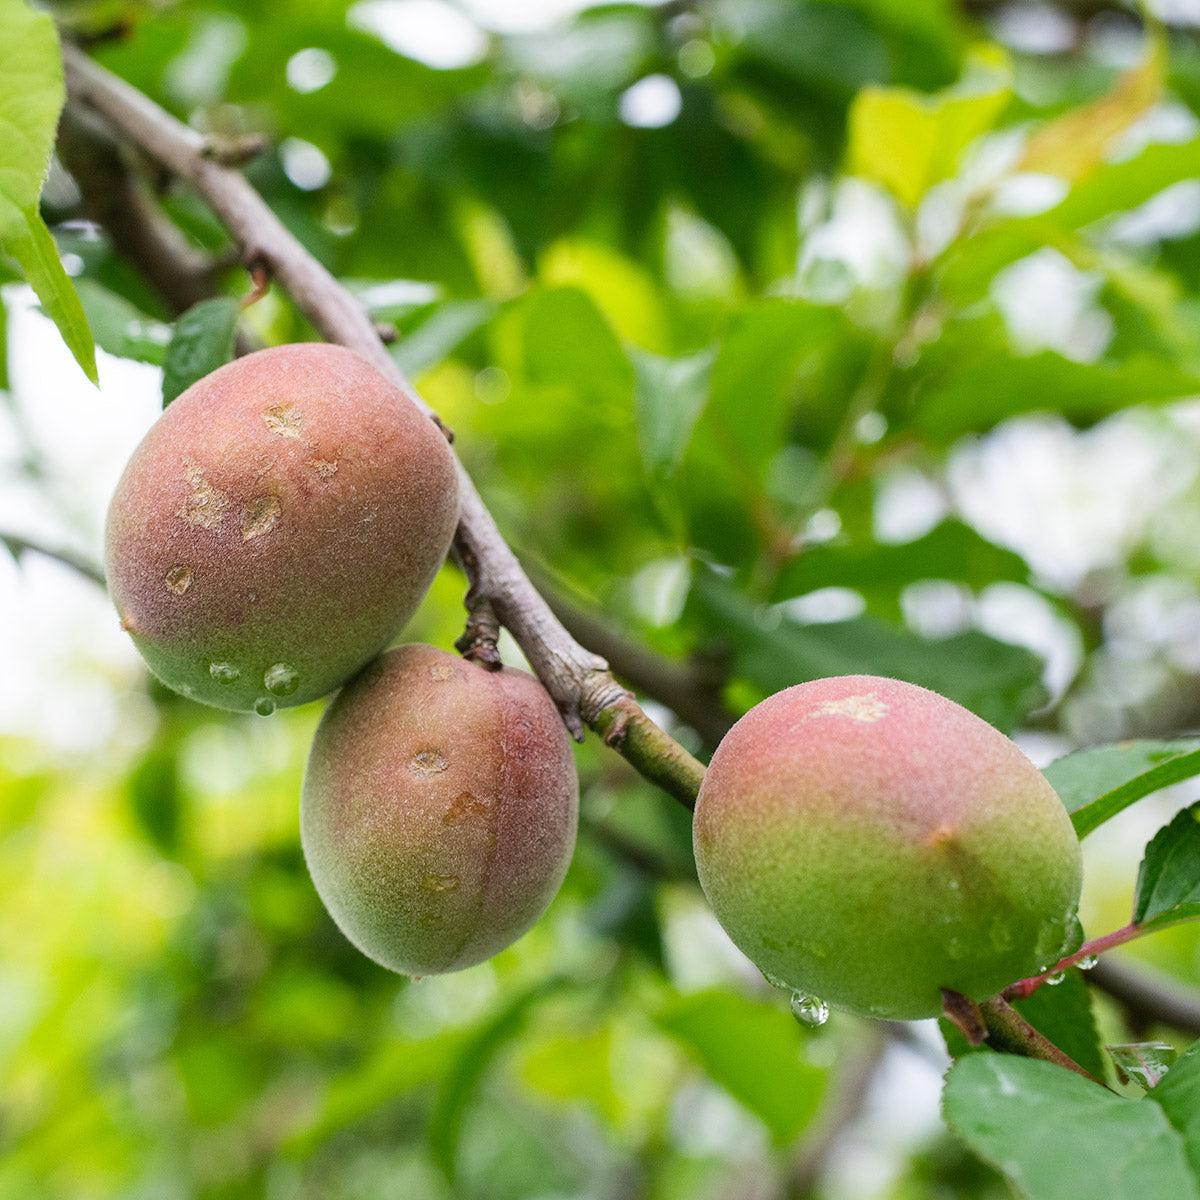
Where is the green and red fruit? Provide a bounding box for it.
[301,644,579,975]
[693,675,1083,1020]
[104,343,459,712]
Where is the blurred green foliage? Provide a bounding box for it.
[10,0,1200,1195]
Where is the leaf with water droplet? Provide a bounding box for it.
[1078,954,1098,971]
[1109,1042,1178,1091]
[209,661,239,684]
[253,696,276,716]
[1045,970,1066,986]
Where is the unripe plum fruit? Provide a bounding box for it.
[301,644,579,975]
[105,343,460,713]
[693,676,1083,1020]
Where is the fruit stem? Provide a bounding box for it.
[1004,922,1147,1001]
[976,996,1109,1086]
[588,690,705,810]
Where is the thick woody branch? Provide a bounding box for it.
[61,44,705,804]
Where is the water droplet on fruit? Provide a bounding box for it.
[1078,954,1098,971]
[423,873,460,892]
[790,991,829,1027]
[264,663,299,696]
[1045,970,1066,986]
[254,697,276,716]
[209,661,239,684]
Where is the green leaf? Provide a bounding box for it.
[944,1053,1200,1200]
[1012,970,1107,1085]
[771,520,1029,601]
[633,349,713,481]
[391,299,496,380]
[1154,1041,1200,1178]
[1041,740,1200,838]
[691,570,1045,731]
[912,350,1200,441]
[705,300,846,482]
[73,279,171,366]
[1109,1043,1179,1091]
[0,0,98,385]
[1133,802,1200,932]
[161,297,240,406]
[849,66,1009,209]
[522,286,633,408]
[0,204,98,386]
[655,989,827,1144]
[429,977,566,1182]
[0,0,64,214]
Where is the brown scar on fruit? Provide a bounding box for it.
[263,403,303,438]
[119,615,135,632]
[810,694,888,722]
[442,790,490,825]
[410,749,448,777]
[309,459,338,478]
[176,460,230,528]
[165,565,193,594]
[241,494,281,541]
[429,664,455,681]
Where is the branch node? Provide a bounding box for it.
[374,321,398,344]
[455,591,504,671]
[200,132,269,166]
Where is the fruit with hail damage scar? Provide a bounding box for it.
[301,643,579,975]
[693,676,1083,1020]
[104,343,460,712]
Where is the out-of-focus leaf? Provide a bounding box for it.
[1041,740,1200,838]
[725,0,888,97]
[849,58,1010,209]
[771,520,1029,601]
[161,297,239,406]
[73,279,172,365]
[703,300,847,482]
[655,988,827,1144]
[633,349,713,481]
[522,285,633,407]
[430,977,567,1182]
[1022,42,1165,183]
[504,10,655,117]
[912,350,1200,440]
[1133,802,1200,932]
[691,570,1045,730]
[392,299,495,379]
[1012,969,1106,1084]
[944,1053,1200,1200]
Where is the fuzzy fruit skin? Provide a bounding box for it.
[693,676,1082,1020]
[301,644,579,975]
[104,343,459,712]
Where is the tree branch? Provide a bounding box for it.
[1088,956,1200,1037]
[60,44,705,806]
[1,529,106,587]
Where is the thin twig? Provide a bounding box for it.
[1,530,106,587]
[60,44,706,806]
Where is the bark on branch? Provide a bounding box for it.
[60,44,705,806]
